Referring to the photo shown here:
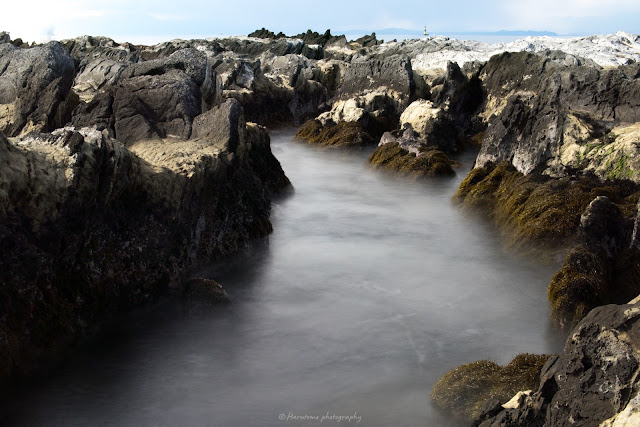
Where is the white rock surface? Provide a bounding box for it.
[375,32,640,71]
[399,100,441,136]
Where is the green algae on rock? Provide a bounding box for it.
[431,353,553,422]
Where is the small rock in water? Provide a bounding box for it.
[183,278,231,304]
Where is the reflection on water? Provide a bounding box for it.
[3,128,564,426]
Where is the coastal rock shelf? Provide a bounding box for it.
[2,28,640,426]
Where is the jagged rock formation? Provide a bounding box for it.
[474,52,640,178]
[71,48,217,143]
[473,298,640,427]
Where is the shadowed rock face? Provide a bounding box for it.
[0,42,76,136]
[473,300,640,427]
[0,99,290,387]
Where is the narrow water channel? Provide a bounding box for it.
[4,128,563,426]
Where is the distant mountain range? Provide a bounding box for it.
[339,28,560,37]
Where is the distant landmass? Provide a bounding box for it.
[340,28,559,37]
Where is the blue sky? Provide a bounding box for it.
[1,0,639,44]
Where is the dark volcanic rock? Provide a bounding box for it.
[293,29,346,47]
[248,28,286,39]
[339,54,414,103]
[474,300,640,427]
[353,33,382,47]
[0,42,76,136]
[71,48,217,144]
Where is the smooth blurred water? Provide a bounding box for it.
[3,128,564,426]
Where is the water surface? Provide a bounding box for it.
[4,128,563,426]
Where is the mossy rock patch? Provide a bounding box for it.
[295,119,374,147]
[368,142,455,178]
[455,161,640,255]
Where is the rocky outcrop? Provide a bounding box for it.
[248,28,287,40]
[368,139,455,178]
[295,54,418,146]
[0,99,290,385]
[475,52,640,178]
[70,48,218,144]
[473,299,640,427]
[216,52,328,124]
[0,42,76,136]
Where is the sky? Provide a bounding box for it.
[1,0,639,44]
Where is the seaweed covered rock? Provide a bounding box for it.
[431,353,552,422]
[474,300,640,427]
[0,100,290,386]
[0,42,76,136]
[369,132,455,178]
[295,119,373,147]
[549,196,640,328]
[455,162,640,255]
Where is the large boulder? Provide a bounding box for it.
[338,54,414,111]
[0,42,76,136]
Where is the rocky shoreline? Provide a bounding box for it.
[2,28,640,424]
